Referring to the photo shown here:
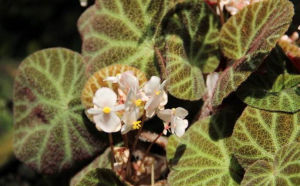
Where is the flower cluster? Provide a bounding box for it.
[87,71,189,137]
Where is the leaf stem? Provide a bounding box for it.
[108,133,115,171]
[141,132,163,165]
[154,46,167,80]
[217,0,225,25]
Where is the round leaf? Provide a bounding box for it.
[167,117,241,185]
[165,35,206,101]
[78,0,177,77]
[229,106,300,169]
[220,0,294,60]
[241,143,300,186]
[212,0,294,106]
[238,73,300,113]
[13,48,105,174]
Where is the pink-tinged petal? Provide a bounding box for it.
[119,71,139,92]
[93,87,117,107]
[157,109,172,122]
[144,76,161,96]
[172,117,188,137]
[175,107,188,119]
[87,107,102,115]
[94,113,121,133]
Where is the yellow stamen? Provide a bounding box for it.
[134,99,143,106]
[172,108,176,114]
[155,90,161,95]
[132,120,142,130]
[102,107,111,114]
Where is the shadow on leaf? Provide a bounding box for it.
[208,99,245,141]
[168,144,186,167]
[229,155,245,184]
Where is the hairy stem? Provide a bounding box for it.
[154,46,167,80]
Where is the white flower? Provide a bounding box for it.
[87,88,124,133]
[158,107,188,137]
[143,76,168,118]
[121,108,142,134]
[104,71,139,93]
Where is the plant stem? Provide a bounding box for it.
[126,111,146,179]
[132,111,146,153]
[141,132,163,164]
[108,133,115,171]
[217,0,225,25]
[122,134,129,149]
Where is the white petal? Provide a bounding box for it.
[119,71,139,92]
[104,76,119,83]
[122,110,137,126]
[87,107,102,115]
[114,104,125,112]
[94,113,121,133]
[159,91,168,108]
[124,89,135,109]
[157,109,172,122]
[143,76,161,96]
[145,95,161,118]
[175,107,188,119]
[93,88,117,108]
[172,117,188,137]
[159,80,167,89]
[121,124,132,134]
[206,72,219,98]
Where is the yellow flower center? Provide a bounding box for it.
[102,107,111,114]
[155,90,161,95]
[132,120,142,130]
[134,99,143,106]
[172,108,176,114]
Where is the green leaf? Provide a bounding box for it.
[220,0,294,60]
[229,106,300,169]
[71,168,126,186]
[241,143,300,186]
[237,48,300,113]
[238,73,300,113]
[78,0,178,77]
[13,48,105,174]
[163,1,220,100]
[165,35,206,101]
[165,1,220,73]
[212,0,294,106]
[70,147,112,186]
[167,105,244,185]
